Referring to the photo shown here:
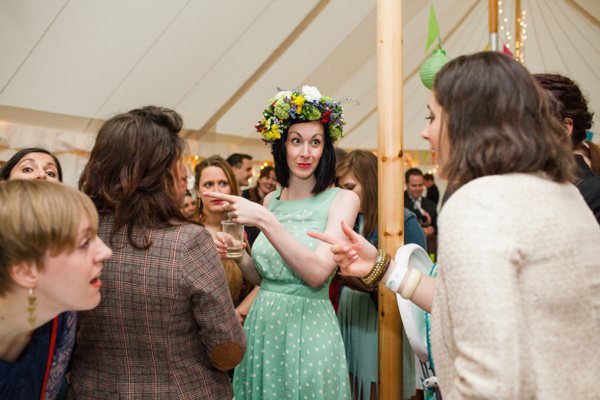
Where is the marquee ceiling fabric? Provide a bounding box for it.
[1,0,598,158]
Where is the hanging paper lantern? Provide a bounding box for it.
[420,49,452,90]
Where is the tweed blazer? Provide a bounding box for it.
[67,214,246,399]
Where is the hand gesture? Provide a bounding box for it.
[307,220,378,278]
[203,192,265,227]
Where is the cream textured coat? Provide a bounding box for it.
[431,173,600,399]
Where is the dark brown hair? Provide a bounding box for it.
[79,106,188,249]
[194,155,240,220]
[533,73,594,147]
[336,150,378,237]
[433,52,575,191]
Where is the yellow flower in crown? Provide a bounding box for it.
[292,95,305,114]
[266,124,281,141]
[255,86,346,147]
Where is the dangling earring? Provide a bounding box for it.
[27,288,37,327]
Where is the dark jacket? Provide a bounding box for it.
[426,184,440,208]
[575,155,600,225]
[404,191,438,234]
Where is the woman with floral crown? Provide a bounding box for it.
[205,86,359,399]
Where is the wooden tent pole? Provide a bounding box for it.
[489,0,499,51]
[515,0,522,61]
[377,0,404,398]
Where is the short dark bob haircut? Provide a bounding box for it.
[0,147,63,182]
[433,52,575,192]
[271,121,336,195]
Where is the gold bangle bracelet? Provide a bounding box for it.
[361,250,389,287]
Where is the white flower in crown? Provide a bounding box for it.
[301,86,322,102]
[275,91,293,101]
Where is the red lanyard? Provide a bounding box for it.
[39,316,59,400]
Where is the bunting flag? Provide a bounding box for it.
[503,44,513,57]
[425,4,440,54]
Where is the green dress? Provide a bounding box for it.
[233,188,351,399]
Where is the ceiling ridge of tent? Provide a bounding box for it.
[567,0,600,29]
[193,0,330,137]
[534,0,572,75]
[0,0,68,97]
[547,0,600,81]
[174,0,276,113]
[557,0,600,54]
[528,0,548,71]
[91,0,193,120]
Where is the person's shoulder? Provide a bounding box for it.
[332,187,359,205]
[264,189,279,208]
[403,208,417,221]
[164,222,212,249]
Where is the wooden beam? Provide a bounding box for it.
[377,0,404,399]
[197,0,330,135]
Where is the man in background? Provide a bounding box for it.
[423,173,440,208]
[227,153,253,188]
[404,168,437,236]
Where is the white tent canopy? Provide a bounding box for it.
[1,0,599,174]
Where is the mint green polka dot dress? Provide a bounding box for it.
[233,188,351,399]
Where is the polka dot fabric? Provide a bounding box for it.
[233,188,351,399]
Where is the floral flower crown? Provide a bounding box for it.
[255,86,345,145]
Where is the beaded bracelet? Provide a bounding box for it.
[361,250,390,287]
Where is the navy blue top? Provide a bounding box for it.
[0,311,76,400]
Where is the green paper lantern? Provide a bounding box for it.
[420,49,452,90]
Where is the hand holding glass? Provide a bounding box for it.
[221,221,245,259]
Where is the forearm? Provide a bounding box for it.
[260,212,335,287]
[236,251,262,285]
[236,285,260,315]
[379,260,436,313]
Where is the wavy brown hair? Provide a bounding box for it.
[433,52,575,192]
[79,106,188,249]
[336,150,378,237]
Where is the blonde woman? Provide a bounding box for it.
[0,180,111,399]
